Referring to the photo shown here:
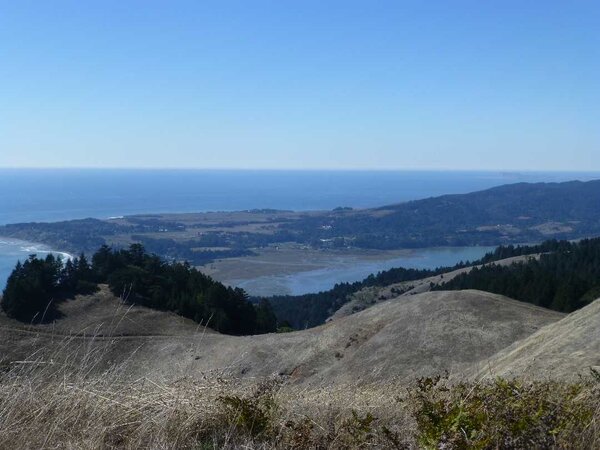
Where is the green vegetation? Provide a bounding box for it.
[1,253,97,322]
[130,235,257,265]
[216,371,599,449]
[1,244,276,335]
[217,379,280,439]
[269,240,569,329]
[436,237,600,313]
[409,372,598,450]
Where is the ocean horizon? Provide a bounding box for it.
[2,168,599,225]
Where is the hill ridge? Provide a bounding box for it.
[1,288,567,386]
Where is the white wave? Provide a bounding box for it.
[27,249,74,261]
[4,241,75,262]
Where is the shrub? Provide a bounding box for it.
[217,378,280,438]
[408,373,598,449]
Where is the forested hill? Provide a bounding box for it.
[281,179,600,249]
[435,237,600,313]
[1,244,277,335]
[384,179,600,218]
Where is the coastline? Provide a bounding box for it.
[0,237,74,288]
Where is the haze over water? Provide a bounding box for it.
[1,169,599,225]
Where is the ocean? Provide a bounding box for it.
[1,169,599,291]
[3,169,600,225]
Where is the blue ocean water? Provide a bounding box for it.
[2,169,599,225]
[0,169,599,291]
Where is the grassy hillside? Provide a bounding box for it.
[0,289,565,385]
[0,289,598,449]
[268,240,562,329]
[472,294,600,380]
[1,362,598,449]
[330,254,540,321]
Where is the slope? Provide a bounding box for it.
[1,289,564,387]
[473,297,600,380]
[330,254,539,321]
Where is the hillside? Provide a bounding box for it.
[1,288,566,385]
[330,254,539,321]
[285,237,600,328]
[472,297,600,380]
[280,179,600,249]
[0,285,208,337]
[436,237,600,312]
[3,286,598,448]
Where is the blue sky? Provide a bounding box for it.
[1,1,598,170]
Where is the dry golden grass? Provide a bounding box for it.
[1,294,598,449]
[1,336,598,450]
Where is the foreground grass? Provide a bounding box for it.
[0,358,598,450]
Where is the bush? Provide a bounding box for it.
[408,372,598,449]
[217,378,280,438]
[1,362,598,449]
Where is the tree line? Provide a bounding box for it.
[1,244,276,335]
[435,238,600,312]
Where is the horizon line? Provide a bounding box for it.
[2,166,600,174]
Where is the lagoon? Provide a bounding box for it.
[229,246,496,296]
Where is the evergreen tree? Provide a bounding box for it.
[255,299,277,334]
[1,254,63,322]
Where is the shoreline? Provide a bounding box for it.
[0,237,74,261]
[0,237,74,288]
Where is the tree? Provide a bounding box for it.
[1,254,63,322]
[255,299,277,334]
[1,243,274,335]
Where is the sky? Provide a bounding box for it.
[0,1,598,171]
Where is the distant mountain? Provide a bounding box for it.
[282,179,600,249]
